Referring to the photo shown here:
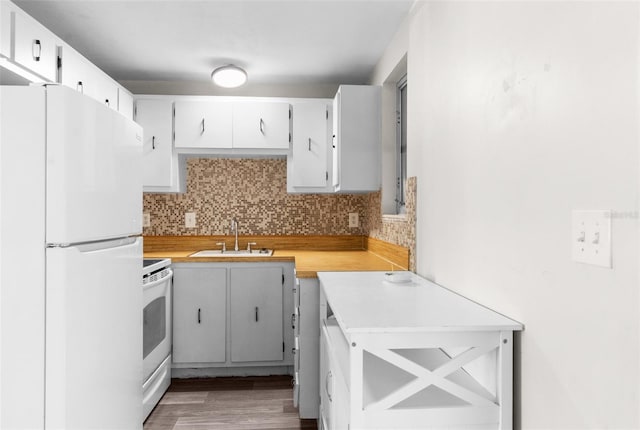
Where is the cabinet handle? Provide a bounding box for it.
[259,118,265,134]
[76,81,83,94]
[308,138,311,151]
[105,99,110,107]
[198,308,201,324]
[291,313,296,329]
[152,136,156,150]
[325,371,333,402]
[255,306,259,322]
[201,118,205,135]
[332,134,336,149]
[32,39,41,61]
[292,348,297,355]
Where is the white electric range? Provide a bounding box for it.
[142,258,173,420]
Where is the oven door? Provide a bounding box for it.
[143,269,172,382]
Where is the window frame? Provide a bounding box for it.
[395,74,408,214]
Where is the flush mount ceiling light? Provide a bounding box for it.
[211,65,247,88]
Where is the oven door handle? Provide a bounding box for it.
[143,268,173,291]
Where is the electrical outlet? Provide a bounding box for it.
[142,213,150,228]
[571,210,611,268]
[185,212,196,228]
[348,212,359,228]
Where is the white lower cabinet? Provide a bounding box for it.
[171,262,294,374]
[293,277,321,419]
[172,266,227,364]
[318,271,522,430]
[230,267,284,362]
[320,320,350,430]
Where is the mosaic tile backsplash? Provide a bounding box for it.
[143,158,416,269]
[143,158,368,236]
[366,177,417,271]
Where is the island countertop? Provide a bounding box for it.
[318,271,523,333]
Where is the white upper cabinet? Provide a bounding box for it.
[118,88,134,120]
[81,60,119,111]
[287,101,332,193]
[59,45,125,114]
[2,2,132,118]
[174,101,233,149]
[135,98,184,192]
[59,45,85,93]
[172,99,291,154]
[232,102,291,149]
[0,2,12,58]
[13,10,58,82]
[332,85,381,193]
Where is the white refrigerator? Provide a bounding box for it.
[0,85,143,429]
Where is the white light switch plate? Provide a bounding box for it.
[571,210,611,268]
[185,212,196,228]
[142,213,150,228]
[349,212,359,228]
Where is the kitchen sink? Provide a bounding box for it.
[189,249,273,257]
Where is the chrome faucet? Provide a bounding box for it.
[230,218,239,251]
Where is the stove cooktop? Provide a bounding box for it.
[143,259,165,268]
[143,258,172,277]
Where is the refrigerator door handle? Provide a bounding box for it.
[52,236,140,253]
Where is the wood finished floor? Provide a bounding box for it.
[144,376,317,430]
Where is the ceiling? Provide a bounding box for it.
[14,0,412,91]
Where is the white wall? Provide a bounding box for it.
[407,1,639,428]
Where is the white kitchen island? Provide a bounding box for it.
[317,271,523,430]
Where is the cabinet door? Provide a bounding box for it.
[83,64,118,111]
[14,11,58,82]
[332,85,381,192]
[230,267,283,362]
[319,326,332,429]
[173,267,227,364]
[233,102,290,149]
[291,103,329,187]
[118,88,134,120]
[331,92,340,188]
[298,278,321,419]
[59,46,86,94]
[1,2,12,58]
[136,99,176,189]
[174,101,232,149]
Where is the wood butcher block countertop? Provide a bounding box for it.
[143,235,409,278]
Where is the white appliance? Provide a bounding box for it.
[142,258,173,420]
[0,85,143,429]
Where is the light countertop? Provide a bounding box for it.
[319,271,523,333]
[143,249,406,278]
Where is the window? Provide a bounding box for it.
[396,75,408,214]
